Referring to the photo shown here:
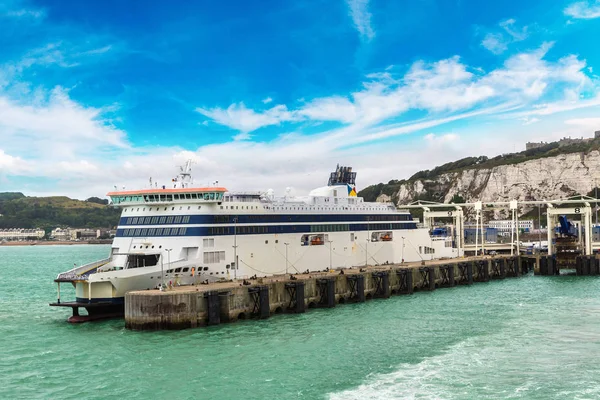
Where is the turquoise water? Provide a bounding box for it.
[1,245,600,399]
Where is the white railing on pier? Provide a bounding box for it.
[56,258,111,281]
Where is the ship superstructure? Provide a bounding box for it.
[51,163,461,321]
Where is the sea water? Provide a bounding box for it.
[1,245,600,399]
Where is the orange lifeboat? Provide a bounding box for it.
[381,234,392,242]
[311,236,323,245]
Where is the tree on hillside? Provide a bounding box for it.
[86,197,109,205]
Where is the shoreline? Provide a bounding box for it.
[0,240,112,247]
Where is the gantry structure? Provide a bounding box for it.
[399,196,600,257]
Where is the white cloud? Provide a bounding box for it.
[4,8,45,19]
[0,86,128,175]
[195,102,298,133]
[424,133,459,143]
[481,18,529,54]
[500,18,528,41]
[262,97,272,104]
[200,44,593,135]
[520,117,540,125]
[509,94,600,118]
[482,33,508,55]
[564,1,600,19]
[232,132,252,141]
[564,117,600,129]
[0,149,25,172]
[346,0,375,41]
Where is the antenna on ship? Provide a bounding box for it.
[174,159,195,188]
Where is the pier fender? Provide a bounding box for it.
[204,291,221,326]
[395,268,414,294]
[457,262,473,285]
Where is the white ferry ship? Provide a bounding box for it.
[51,163,461,321]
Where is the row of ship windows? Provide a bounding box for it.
[143,192,224,202]
[311,224,349,232]
[122,214,412,225]
[122,227,188,237]
[126,216,192,225]
[112,192,224,204]
[124,206,202,212]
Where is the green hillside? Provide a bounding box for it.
[358,138,600,203]
[0,193,120,230]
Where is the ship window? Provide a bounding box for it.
[126,254,160,268]
[174,268,182,273]
[265,240,268,244]
[188,206,191,210]
[172,207,174,210]
[192,194,197,199]
[204,194,210,200]
[203,251,225,264]
[221,206,223,209]
[198,206,201,209]
[182,267,189,272]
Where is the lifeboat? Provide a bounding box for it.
[311,236,323,245]
[381,234,392,242]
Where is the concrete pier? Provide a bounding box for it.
[125,255,529,331]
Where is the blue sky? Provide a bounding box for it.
[0,0,600,198]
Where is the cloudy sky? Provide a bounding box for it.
[1,0,600,199]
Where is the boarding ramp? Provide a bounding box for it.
[55,258,110,282]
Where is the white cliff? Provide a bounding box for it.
[379,151,600,216]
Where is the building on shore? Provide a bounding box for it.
[51,227,116,241]
[488,220,533,236]
[0,228,45,241]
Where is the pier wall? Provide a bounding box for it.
[125,256,530,331]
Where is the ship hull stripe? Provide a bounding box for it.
[116,223,418,237]
[119,213,413,226]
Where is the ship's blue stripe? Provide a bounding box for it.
[115,222,418,238]
[119,213,413,226]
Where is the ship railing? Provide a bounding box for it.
[56,257,111,281]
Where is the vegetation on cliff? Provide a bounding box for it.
[0,193,120,229]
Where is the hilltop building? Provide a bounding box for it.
[526,130,600,151]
